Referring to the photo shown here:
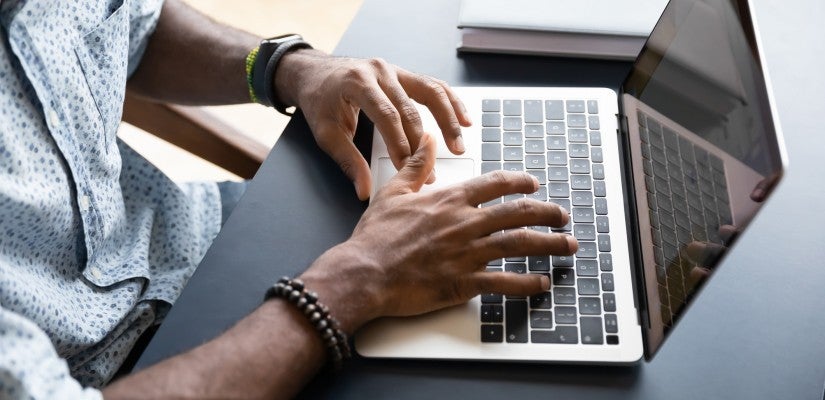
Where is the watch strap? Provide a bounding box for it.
[263,39,313,115]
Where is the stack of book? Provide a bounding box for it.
[457,0,669,61]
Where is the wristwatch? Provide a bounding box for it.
[251,34,313,114]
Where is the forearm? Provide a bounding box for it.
[126,0,258,105]
[103,300,326,399]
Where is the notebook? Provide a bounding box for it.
[357,0,786,363]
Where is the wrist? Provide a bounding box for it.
[298,242,383,335]
[273,48,327,110]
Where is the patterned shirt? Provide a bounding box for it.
[0,0,223,398]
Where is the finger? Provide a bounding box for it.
[316,125,372,200]
[397,70,466,154]
[718,224,739,245]
[371,61,426,162]
[352,80,412,171]
[383,134,436,195]
[471,229,578,263]
[461,170,538,205]
[473,198,569,236]
[685,241,725,267]
[471,272,550,297]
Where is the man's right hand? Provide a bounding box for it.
[300,134,578,334]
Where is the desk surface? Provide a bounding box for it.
[136,0,825,398]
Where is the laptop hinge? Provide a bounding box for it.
[615,111,652,332]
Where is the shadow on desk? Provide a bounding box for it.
[302,358,640,398]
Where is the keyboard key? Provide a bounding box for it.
[481,161,501,175]
[482,128,501,142]
[573,224,596,240]
[525,124,544,138]
[555,306,577,324]
[552,268,575,286]
[525,155,545,170]
[568,129,588,143]
[482,99,501,112]
[572,191,593,206]
[549,182,570,198]
[505,263,527,274]
[505,300,529,343]
[597,234,611,252]
[546,121,566,135]
[482,293,503,304]
[481,304,503,323]
[503,117,522,131]
[503,131,523,145]
[572,207,594,223]
[607,335,619,345]
[601,273,615,292]
[524,100,543,123]
[588,116,600,130]
[587,100,599,114]
[503,147,523,161]
[571,174,592,190]
[530,311,554,329]
[568,114,587,128]
[503,100,522,116]
[576,242,598,258]
[592,164,605,180]
[482,113,501,127]
[530,292,553,309]
[547,166,569,181]
[570,158,590,174]
[596,216,609,233]
[595,198,608,215]
[481,324,504,342]
[577,278,600,295]
[482,143,501,161]
[603,294,617,312]
[553,287,576,304]
[547,151,567,166]
[488,259,503,266]
[527,169,547,184]
[579,297,602,315]
[552,255,574,268]
[591,147,604,163]
[593,181,606,197]
[528,256,550,271]
[545,100,564,120]
[589,131,602,146]
[580,316,604,344]
[525,139,544,153]
[566,100,586,113]
[531,326,578,344]
[569,143,589,159]
[599,254,613,271]
[505,256,526,262]
[605,314,618,333]
[576,259,599,276]
[503,162,523,173]
[546,135,566,150]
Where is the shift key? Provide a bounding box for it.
[531,326,579,344]
[505,300,528,343]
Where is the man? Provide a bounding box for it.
[0,0,576,398]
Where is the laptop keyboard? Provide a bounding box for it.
[636,111,731,328]
[478,99,618,346]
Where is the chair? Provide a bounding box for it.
[121,92,270,179]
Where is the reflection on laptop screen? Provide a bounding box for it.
[623,0,783,356]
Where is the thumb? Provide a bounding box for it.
[389,133,436,194]
[321,135,372,200]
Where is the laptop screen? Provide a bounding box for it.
[621,0,784,357]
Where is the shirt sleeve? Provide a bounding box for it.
[0,306,103,400]
[126,0,165,78]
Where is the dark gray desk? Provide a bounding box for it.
[136,0,825,398]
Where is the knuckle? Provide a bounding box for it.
[368,57,389,71]
[398,103,422,126]
[425,79,449,100]
[376,101,402,123]
[344,66,371,84]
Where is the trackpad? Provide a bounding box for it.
[374,157,475,196]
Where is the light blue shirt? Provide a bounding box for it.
[0,0,223,397]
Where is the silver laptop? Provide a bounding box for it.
[357,0,786,363]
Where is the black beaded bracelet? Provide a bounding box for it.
[264,277,351,369]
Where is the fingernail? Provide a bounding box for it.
[455,135,466,153]
[540,275,551,291]
[460,102,472,124]
[558,206,570,224]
